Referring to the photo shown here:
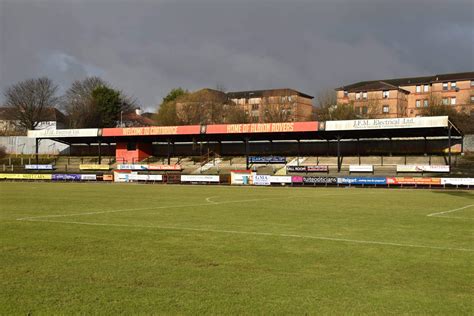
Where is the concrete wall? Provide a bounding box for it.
[0,136,69,155]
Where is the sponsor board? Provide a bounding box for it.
[287,165,328,173]
[303,176,338,184]
[291,176,304,183]
[52,174,82,181]
[206,122,319,134]
[270,176,292,184]
[0,173,52,180]
[28,128,99,138]
[128,174,163,181]
[117,164,148,170]
[440,178,474,186]
[102,125,201,137]
[337,177,387,185]
[324,116,448,131]
[181,175,220,183]
[25,164,54,170]
[103,174,114,181]
[147,164,182,171]
[349,165,374,172]
[396,165,450,173]
[81,174,97,181]
[386,177,441,185]
[230,170,254,185]
[79,164,110,170]
[249,156,286,164]
[253,175,271,186]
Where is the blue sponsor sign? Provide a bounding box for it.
[52,174,82,181]
[337,177,387,185]
[248,156,286,164]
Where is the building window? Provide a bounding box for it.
[382,90,389,98]
[288,96,293,102]
[416,100,421,108]
[423,85,429,92]
[471,80,474,87]
[442,82,448,91]
[451,82,457,90]
[356,92,361,100]
[442,97,449,105]
[362,92,367,99]
[382,105,389,113]
[471,95,474,104]
[361,106,368,115]
[343,90,348,97]
[416,85,421,93]
[423,99,429,107]
[251,104,259,111]
[451,97,456,105]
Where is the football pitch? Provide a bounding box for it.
[0,182,472,314]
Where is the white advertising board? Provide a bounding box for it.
[270,176,292,184]
[440,178,474,186]
[117,164,148,170]
[253,174,271,186]
[128,174,163,181]
[80,174,97,180]
[324,116,448,131]
[180,175,220,183]
[28,128,99,138]
[349,165,374,172]
[25,164,53,170]
[230,171,254,185]
[397,165,450,173]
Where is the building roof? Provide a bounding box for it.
[336,71,474,92]
[227,88,314,99]
[0,107,66,123]
[121,111,156,126]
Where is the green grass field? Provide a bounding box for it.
[0,182,472,314]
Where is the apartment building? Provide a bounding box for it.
[336,72,474,118]
[227,88,314,122]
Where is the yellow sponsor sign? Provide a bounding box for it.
[0,173,52,180]
[79,164,110,170]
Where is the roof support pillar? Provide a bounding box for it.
[35,138,39,167]
[337,136,341,173]
[167,139,171,165]
[448,126,452,169]
[98,138,102,164]
[245,138,250,170]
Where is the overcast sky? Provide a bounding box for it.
[0,0,473,111]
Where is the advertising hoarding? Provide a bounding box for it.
[303,176,337,184]
[287,165,328,172]
[253,175,271,186]
[270,176,292,184]
[324,116,448,131]
[128,174,163,181]
[291,176,304,183]
[249,156,286,164]
[386,177,441,185]
[28,128,99,138]
[206,122,318,134]
[181,175,220,183]
[396,165,450,173]
[79,164,110,170]
[25,164,54,170]
[102,125,201,137]
[440,178,474,186]
[337,177,386,185]
[0,173,52,180]
[117,164,148,170]
[349,165,374,172]
[147,164,182,171]
[81,174,97,180]
[52,174,82,181]
[230,170,253,185]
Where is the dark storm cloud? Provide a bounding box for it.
[0,0,473,110]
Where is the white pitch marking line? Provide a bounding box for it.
[427,204,474,217]
[19,218,474,252]
[205,196,218,204]
[15,192,348,221]
[15,196,292,221]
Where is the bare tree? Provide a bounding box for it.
[176,89,228,124]
[3,77,58,130]
[62,77,135,128]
